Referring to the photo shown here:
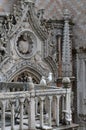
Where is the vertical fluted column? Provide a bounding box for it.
[11,99,15,130]
[48,96,52,127]
[56,96,60,126]
[19,98,24,130]
[1,100,6,130]
[40,97,45,128]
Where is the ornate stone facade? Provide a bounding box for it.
[0,0,59,83]
[0,0,86,130]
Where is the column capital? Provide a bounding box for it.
[10,99,16,104]
[40,96,45,101]
[19,98,25,103]
[55,95,61,100]
[48,96,52,100]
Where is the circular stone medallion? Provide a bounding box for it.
[15,30,37,59]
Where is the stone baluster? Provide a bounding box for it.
[66,88,72,119]
[62,95,65,111]
[19,98,25,130]
[12,88,15,92]
[48,96,52,127]
[28,95,35,130]
[10,99,15,130]
[1,100,6,130]
[66,89,71,112]
[40,96,45,128]
[56,95,60,126]
[35,97,38,115]
[28,77,35,130]
[52,97,56,121]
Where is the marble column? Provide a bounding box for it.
[35,97,38,116]
[11,99,15,130]
[27,77,35,130]
[19,98,25,130]
[1,100,6,130]
[48,96,52,127]
[40,96,45,128]
[56,96,60,126]
[62,95,65,111]
[52,97,56,121]
[66,88,71,112]
[28,93,35,130]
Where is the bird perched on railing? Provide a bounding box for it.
[40,72,53,87]
[40,76,46,86]
[47,72,53,86]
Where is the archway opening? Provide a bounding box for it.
[11,70,40,84]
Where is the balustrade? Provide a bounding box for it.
[0,80,73,130]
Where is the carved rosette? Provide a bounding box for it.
[15,30,37,59]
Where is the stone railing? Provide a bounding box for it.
[0,78,72,130]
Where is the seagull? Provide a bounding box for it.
[40,76,46,86]
[47,72,53,85]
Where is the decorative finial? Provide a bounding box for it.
[62,77,71,88]
[63,9,71,20]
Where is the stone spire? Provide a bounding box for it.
[62,9,72,77]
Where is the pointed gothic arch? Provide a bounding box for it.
[5,60,49,83]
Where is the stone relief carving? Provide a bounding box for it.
[15,31,37,59]
[47,28,58,62]
[17,32,33,54]
[0,37,8,62]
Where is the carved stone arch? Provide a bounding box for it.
[44,56,58,80]
[9,68,41,83]
[5,60,48,83]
